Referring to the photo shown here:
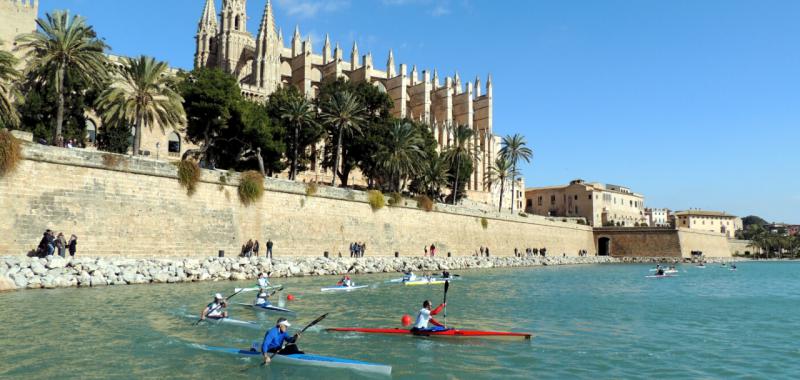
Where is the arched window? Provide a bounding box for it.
[168,131,181,156]
[85,119,97,145]
[235,16,241,31]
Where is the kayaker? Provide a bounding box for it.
[261,318,303,364]
[255,291,271,307]
[200,293,228,320]
[338,275,353,287]
[655,267,665,276]
[411,300,446,332]
[403,271,416,282]
[257,272,270,288]
[732,264,737,270]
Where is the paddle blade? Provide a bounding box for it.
[300,313,329,333]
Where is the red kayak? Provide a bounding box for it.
[327,327,533,340]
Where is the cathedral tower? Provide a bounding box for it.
[218,0,250,74]
[253,0,281,93]
[194,0,218,69]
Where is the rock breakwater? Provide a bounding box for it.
[0,255,740,292]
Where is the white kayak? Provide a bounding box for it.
[321,285,369,292]
[404,278,447,286]
[645,274,679,279]
[183,314,261,330]
[237,303,295,314]
[235,284,283,293]
[190,343,392,376]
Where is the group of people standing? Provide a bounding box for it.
[513,247,547,258]
[36,229,77,258]
[349,242,367,257]
[473,246,491,257]
[241,239,274,258]
[423,244,437,257]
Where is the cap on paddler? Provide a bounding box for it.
[277,318,291,327]
[258,292,267,297]
[214,293,223,300]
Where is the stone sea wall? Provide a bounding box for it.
[0,144,595,258]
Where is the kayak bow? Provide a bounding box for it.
[190,344,392,376]
[327,327,532,340]
[236,303,295,314]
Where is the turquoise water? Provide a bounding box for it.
[2,262,799,379]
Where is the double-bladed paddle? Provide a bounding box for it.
[193,288,247,326]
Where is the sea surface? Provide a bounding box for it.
[1,262,799,379]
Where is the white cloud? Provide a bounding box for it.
[276,0,350,18]
[430,4,450,16]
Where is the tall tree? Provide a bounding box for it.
[486,155,517,212]
[443,124,478,204]
[0,41,20,128]
[378,121,425,192]
[16,10,109,144]
[499,134,533,213]
[410,151,450,200]
[95,55,185,156]
[320,91,365,187]
[279,95,316,180]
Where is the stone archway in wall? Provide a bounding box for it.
[598,237,611,256]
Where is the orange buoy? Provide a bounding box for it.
[401,314,412,326]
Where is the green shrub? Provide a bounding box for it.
[177,159,201,196]
[416,195,434,212]
[218,173,228,191]
[480,217,488,230]
[387,192,403,207]
[367,190,385,211]
[305,182,318,197]
[576,219,587,225]
[238,170,265,206]
[0,129,22,177]
[518,212,528,217]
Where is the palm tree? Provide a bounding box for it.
[280,95,316,180]
[486,155,517,212]
[95,55,185,156]
[416,152,450,199]
[499,134,533,213]
[16,11,109,143]
[0,41,20,127]
[320,91,365,187]
[379,121,425,192]
[443,124,479,205]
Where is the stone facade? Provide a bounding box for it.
[674,210,742,239]
[525,179,647,227]
[0,0,37,57]
[193,0,498,194]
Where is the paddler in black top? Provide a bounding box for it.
[200,293,228,320]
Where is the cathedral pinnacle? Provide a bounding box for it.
[198,0,218,32]
[257,0,276,38]
[387,49,396,78]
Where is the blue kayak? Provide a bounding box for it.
[190,343,392,376]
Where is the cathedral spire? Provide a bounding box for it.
[432,68,439,88]
[351,41,360,70]
[198,0,218,32]
[257,0,276,38]
[475,75,482,97]
[292,25,302,56]
[486,73,493,97]
[323,34,332,64]
[387,49,396,78]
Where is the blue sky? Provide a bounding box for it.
[40,0,800,222]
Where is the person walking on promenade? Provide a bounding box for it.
[36,230,50,257]
[349,242,355,258]
[68,235,77,257]
[361,242,366,257]
[479,246,485,256]
[485,247,490,257]
[430,244,436,257]
[266,239,274,259]
[55,232,66,258]
[424,246,428,257]
[253,240,260,257]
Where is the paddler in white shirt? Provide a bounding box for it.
[200,293,229,320]
[410,300,446,333]
[255,291,270,307]
[257,272,270,288]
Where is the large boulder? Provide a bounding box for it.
[46,256,67,269]
[152,271,169,283]
[30,261,47,275]
[0,276,16,292]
